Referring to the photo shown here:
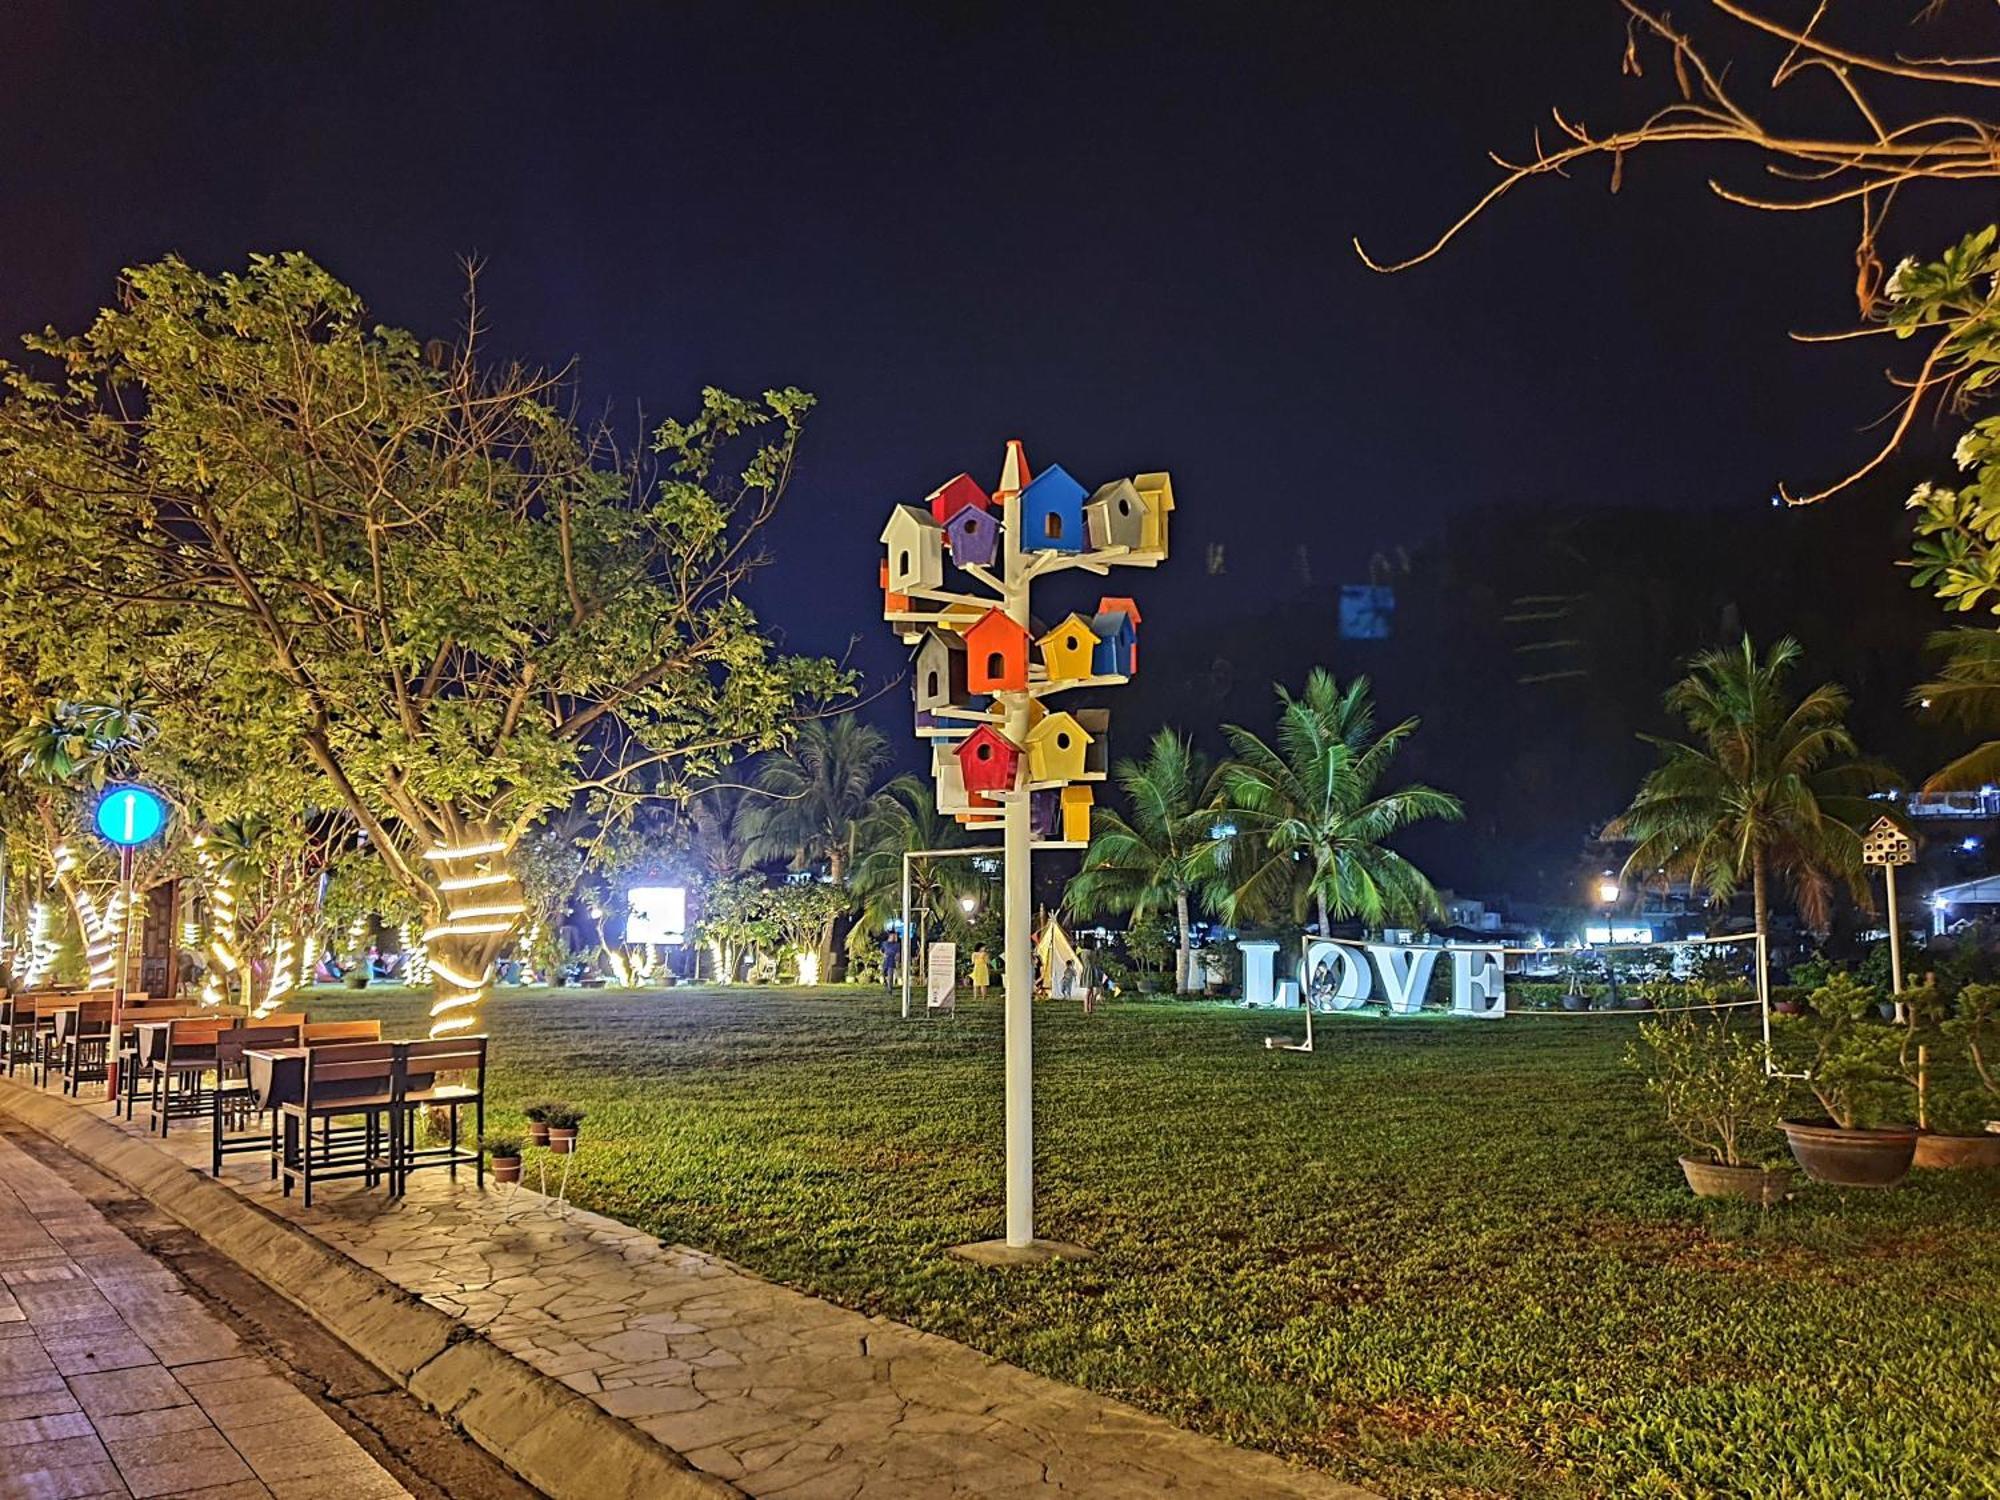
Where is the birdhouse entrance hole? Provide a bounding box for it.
[976,742,993,761]
[898,549,911,577]
[1056,732,1072,750]
[1118,496,1131,516]
[925,669,940,698]
[985,651,1005,678]
[1044,513,1062,540]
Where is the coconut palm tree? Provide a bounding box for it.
[1912,626,2000,789]
[1066,729,1215,993]
[849,773,991,976]
[742,714,891,883]
[1212,670,1461,934]
[1607,634,1888,940]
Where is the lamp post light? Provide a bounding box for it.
[1596,872,1621,1007]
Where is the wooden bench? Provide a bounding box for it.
[49,1000,115,1094]
[303,1019,382,1046]
[209,1022,305,1177]
[147,1018,234,1136]
[390,1036,488,1194]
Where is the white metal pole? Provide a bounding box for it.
[1886,863,1905,995]
[1000,479,1034,1248]
[901,853,913,1021]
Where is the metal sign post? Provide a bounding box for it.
[93,785,168,1101]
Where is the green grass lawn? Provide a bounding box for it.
[311,983,2000,1499]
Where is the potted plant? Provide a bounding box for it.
[542,1102,584,1154]
[1921,981,2000,1168]
[521,1099,561,1148]
[1627,1011,1791,1204]
[1778,974,1918,1187]
[486,1133,524,1185]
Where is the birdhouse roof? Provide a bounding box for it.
[1084,478,1139,509]
[946,504,998,535]
[879,503,940,544]
[1021,464,1086,511]
[926,472,990,523]
[957,725,1020,762]
[1133,472,1175,511]
[1028,710,1093,745]
[915,629,964,661]
[1061,783,1093,804]
[1037,612,1098,647]
[964,608,1029,647]
[1095,595,1142,624]
[995,440,1033,498]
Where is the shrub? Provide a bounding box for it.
[1788,973,1903,1129]
[1626,1012,1782,1167]
[485,1133,524,1159]
[539,1102,586,1130]
[522,1098,565,1124]
[343,969,369,989]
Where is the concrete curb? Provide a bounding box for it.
[0,1077,740,1500]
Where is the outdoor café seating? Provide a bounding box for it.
[277,1041,401,1206]
[388,1036,487,1194]
[4,990,109,1080]
[209,1021,304,1176]
[116,1003,210,1117]
[49,999,114,1095]
[146,1016,232,1135]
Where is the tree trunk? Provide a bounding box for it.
[421,831,523,1035]
[1752,854,1770,994]
[1315,891,1330,939]
[818,847,845,984]
[1175,889,1194,994]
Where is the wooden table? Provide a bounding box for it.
[245,1046,426,1112]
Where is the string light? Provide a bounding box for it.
[438,871,512,892]
[422,840,508,861]
[445,902,526,921]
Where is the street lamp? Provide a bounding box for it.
[1595,872,1621,1007]
[959,895,978,915]
[1597,875,1621,906]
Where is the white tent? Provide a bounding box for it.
[1035,919,1083,998]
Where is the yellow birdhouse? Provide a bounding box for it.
[1027,711,1093,784]
[1037,613,1099,682]
[1132,471,1175,555]
[1060,784,1093,844]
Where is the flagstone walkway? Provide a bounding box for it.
[0,1130,409,1500]
[4,1080,1374,1500]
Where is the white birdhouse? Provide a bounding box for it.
[879,504,944,595]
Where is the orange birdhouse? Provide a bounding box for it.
[957,726,1021,795]
[965,608,1030,693]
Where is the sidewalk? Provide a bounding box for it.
[0,1129,409,1500]
[0,1076,1374,1500]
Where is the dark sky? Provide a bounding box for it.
[0,1,1959,890]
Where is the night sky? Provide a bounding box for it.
[2,2,1967,899]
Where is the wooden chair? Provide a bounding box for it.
[116,1004,205,1118]
[54,1000,115,1095]
[278,1042,399,1206]
[303,1019,382,1046]
[147,1017,232,1136]
[389,1036,488,1194]
[209,1022,303,1177]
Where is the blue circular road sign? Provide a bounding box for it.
[94,785,166,847]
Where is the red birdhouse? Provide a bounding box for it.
[927,472,991,526]
[957,726,1021,794]
[964,608,1030,693]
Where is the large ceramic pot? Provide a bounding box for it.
[490,1155,523,1185]
[1912,1131,2000,1170]
[548,1126,579,1155]
[526,1122,551,1148]
[1679,1156,1792,1205]
[1780,1120,1918,1188]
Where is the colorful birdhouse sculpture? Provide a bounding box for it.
[1090,602,1138,677]
[1020,464,1086,553]
[1027,711,1094,783]
[1084,479,1147,551]
[1060,784,1093,843]
[927,472,990,526]
[957,725,1022,795]
[880,504,944,594]
[932,742,975,814]
[913,630,968,714]
[1038,613,1099,682]
[965,609,1030,693]
[1132,472,1175,554]
[945,504,1001,569]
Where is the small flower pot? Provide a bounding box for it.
[1772,999,1806,1017]
[547,1127,578,1155]
[1678,1156,1792,1205]
[490,1156,523,1184]
[526,1123,550,1148]
[1912,1130,2000,1170]
[1780,1120,1918,1188]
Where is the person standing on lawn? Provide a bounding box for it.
[971,944,990,999]
[881,929,901,993]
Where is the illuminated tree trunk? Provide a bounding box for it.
[1175,890,1194,994]
[419,829,523,1036]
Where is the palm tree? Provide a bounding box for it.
[1607,634,1887,940]
[849,773,990,976]
[1212,670,1461,934]
[1912,626,2000,789]
[1066,729,1214,993]
[742,714,891,884]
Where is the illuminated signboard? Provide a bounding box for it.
[625,886,687,945]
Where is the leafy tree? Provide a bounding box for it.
[1607,635,1886,942]
[1212,670,1461,935]
[0,254,842,1032]
[1065,728,1214,993]
[762,881,849,983]
[849,773,990,976]
[693,876,777,984]
[742,713,890,972]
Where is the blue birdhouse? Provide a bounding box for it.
[1090,607,1136,677]
[1019,464,1085,553]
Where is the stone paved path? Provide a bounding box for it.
[0,1131,410,1500]
[28,1084,1372,1500]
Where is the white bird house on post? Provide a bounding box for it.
[880,504,944,595]
[1085,479,1147,551]
[913,630,968,715]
